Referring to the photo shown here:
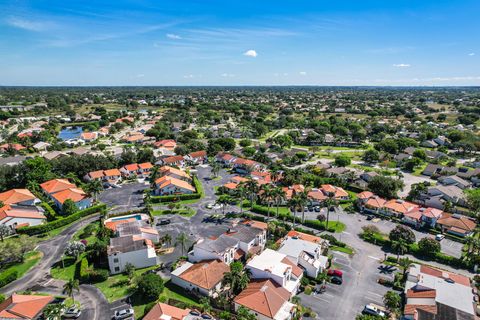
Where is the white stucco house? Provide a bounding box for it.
[107,235,158,274]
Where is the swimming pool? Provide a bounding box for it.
[110,214,143,221]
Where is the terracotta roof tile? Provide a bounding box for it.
[178,260,229,290]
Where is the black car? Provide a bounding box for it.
[366,215,374,220]
[157,219,171,225]
[331,276,343,285]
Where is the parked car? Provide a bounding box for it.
[114,308,134,320]
[330,276,343,285]
[206,203,214,209]
[157,219,171,225]
[362,304,385,317]
[314,206,321,212]
[366,215,374,220]
[435,234,445,241]
[63,307,81,318]
[327,269,343,278]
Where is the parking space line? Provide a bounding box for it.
[314,296,331,303]
[368,255,381,261]
[367,291,383,298]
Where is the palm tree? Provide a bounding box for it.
[273,187,286,218]
[216,195,231,215]
[161,234,172,246]
[235,184,247,214]
[297,189,309,223]
[245,179,259,208]
[150,166,160,187]
[316,271,329,285]
[86,179,103,202]
[175,233,190,256]
[398,257,412,280]
[391,239,409,262]
[324,197,338,230]
[211,162,221,178]
[288,195,303,227]
[260,184,275,219]
[222,261,251,298]
[63,278,80,303]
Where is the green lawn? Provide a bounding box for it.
[0,251,43,282]
[412,163,428,176]
[330,246,354,255]
[151,207,196,217]
[50,255,82,281]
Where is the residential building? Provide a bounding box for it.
[159,166,192,182]
[320,184,349,200]
[50,187,92,210]
[246,249,303,296]
[404,263,475,320]
[0,204,46,229]
[158,155,185,167]
[362,196,387,214]
[426,185,467,207]
[277,236,328,278]
[143,302,191,320]
[138,162,154,177]
[120,163,140,177]
[185,150,207,164]
[0,189,40,206]
[40,178,76,197]
[171,260,229,297]
[234,279,296,320]
[381,199,418,217]
[216,153,237,167]
[0,293,54,319]
[107,235,158,274]
[436,213,476,237]
[437,175,471,189]
[154,176,195,195]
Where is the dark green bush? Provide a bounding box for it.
[0,269,18,288]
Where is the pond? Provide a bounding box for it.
[58,126,83,141]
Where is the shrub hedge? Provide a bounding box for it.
[0,269,18,288]
[17,204,107,236]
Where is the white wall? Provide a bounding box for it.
[0,217,45,229]
[108,248,158,274]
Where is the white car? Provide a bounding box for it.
[363,304,385,317]
[206,203,214,209]
[435,234,445,241]
[114,308,134,319]
[63,307,81,318]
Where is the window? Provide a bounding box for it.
[113,258,119,263]
[114,267,120,272]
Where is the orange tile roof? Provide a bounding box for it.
[308,190,327,201]
[231,176,249,184]
[160,166,190,179]
[234,279,291,319]
[104,218,137,232]
[437,213,476,235]
[223,182,239,190]
[123,163,140,171]
[383,199,418,214]
[88,170,105,179]
[0,189,37,205]
[40,179,76,194]
[406,288,436,298]
[163,155,184,164]
[0,293,54,319]
[357,191,374,199]
[189,150,207,158]
[155,139,177,149]
[404,304,437,316]
[0,204,46,221]
[286,230,323,244]
[178,260,229,290]
[242,220,268,231]
[51,188,87,204]
[419,264,471,287]
[138,162,153,169]
[365,196,386,209]
[155,176,195,192]
[0,143,26,151]
[281,257,303,277]
[143,302,190,320]
[80,132,97,140]
[104,168,121,176]
[321,184,349,199]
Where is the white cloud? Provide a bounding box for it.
[393,63,411,68]
[135,74,145,78]
[243,49,257,57]
[221,73,235,77]
[468,53,475,56]
[299,71,307,75]
[166,33,182,40]
[183,74,195,79]
[6,16,50,32]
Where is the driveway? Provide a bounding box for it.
[98,182,147,212]
[0,215,109,320]
[299,251,393,320]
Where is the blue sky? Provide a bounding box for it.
[1,0,479,86]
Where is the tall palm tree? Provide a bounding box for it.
[150,166,160,187]
[273,187,286,218]
[298,189,309,223]
[211,162,221,178]
[63,278,80,304]
[260,184,275,219]
[216,195,231,215]
[175,233,190,256]
[391,239,409,262]
[288,195,303,227]
[161,234,172,246]
[222,261,251,298]
[235,184,247,214]
[245,179,259,208]
[324,197,338,230]
[86,179,103,202]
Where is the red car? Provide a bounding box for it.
[327,269,343,278]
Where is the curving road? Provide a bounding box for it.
[0,214,109,320]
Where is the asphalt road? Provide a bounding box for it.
[98,181,148,213]
[0,214,110,320]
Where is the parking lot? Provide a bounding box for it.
[299,251,393,320]
[98,182,148,213]
[109,300,134,320]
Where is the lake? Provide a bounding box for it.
[58,126,83,141]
